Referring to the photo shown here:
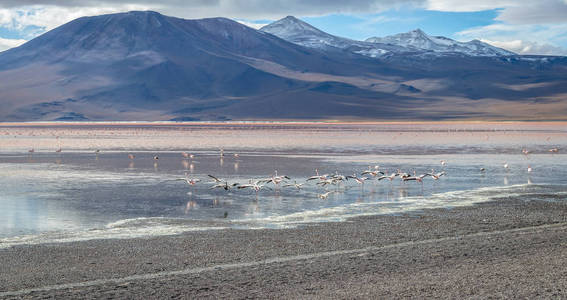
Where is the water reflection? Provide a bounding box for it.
[184,200,198,214]
[1,123,567,240]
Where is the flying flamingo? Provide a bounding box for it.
[307,169,329,181]
[238,180,271,193]
[347,174,369,186]
[427,170,446,180]
[283,181,304,190]
[318,191,337,199]
[208,174,239,190]
[377,172,397,181]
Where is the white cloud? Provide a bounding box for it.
[457,23,567,56]
[0,36,27,51]
[0,4,152,33]
[425,0,520,12]
[496,0,567,25]
[0,1,566,55]
[481,39,567,56]
[426,0,567,25]
[0,1,426,20]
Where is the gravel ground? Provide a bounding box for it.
[1,196,566,299]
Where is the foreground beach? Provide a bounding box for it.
[1,195,566,298]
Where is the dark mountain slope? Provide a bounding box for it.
[0,11,566,121]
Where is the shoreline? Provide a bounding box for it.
[2,120,567,127]
[1,196,566,298]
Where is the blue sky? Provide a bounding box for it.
[302,9,500,41]
[0,1,566,55]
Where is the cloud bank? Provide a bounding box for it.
[0,0,566,55]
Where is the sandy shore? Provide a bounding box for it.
[1,196,566,299]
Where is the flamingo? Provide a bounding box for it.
[402,171,430,183]
[181,173,201,185]
[307,169,329,181]
[318,191,337,199]
[331,172,349,184]
[527,165,532,173]
[402,176,423,183]
[549,148,559,153]
[316,178,337,187]
[361,165,383,177]
[349,175,369,185]
[427,171,445,180]
[128,153,135,160]
[397,169,411,180]
[175,173,200,188]
[238,180,271,193]
[262,170,290,186]
[208,174,238,190]
[377,172,397,181]
[283,181,304,190]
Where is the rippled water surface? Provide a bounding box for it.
[1,123,566,247]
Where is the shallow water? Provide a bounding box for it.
[1,123,566,247]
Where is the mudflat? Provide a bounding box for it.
[1,195,566,299]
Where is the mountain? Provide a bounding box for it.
[0,11,390,121]
[365,29,515,57]
[261,17,514,58]
[260,16,409,57]
[0,11,566,121]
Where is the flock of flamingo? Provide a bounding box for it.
[25,142,560,199]
[183,166,447,199]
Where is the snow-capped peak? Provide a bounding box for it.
[260,16,407,56]
[366,29,515,56]
[261,18,515,58]
[260,16,332,41]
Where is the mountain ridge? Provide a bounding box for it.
[0,11,566,121]
[260,16,515,57]
[365,28,515,56]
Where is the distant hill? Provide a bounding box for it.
[0,11,566,121]
[260,16,514,57]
